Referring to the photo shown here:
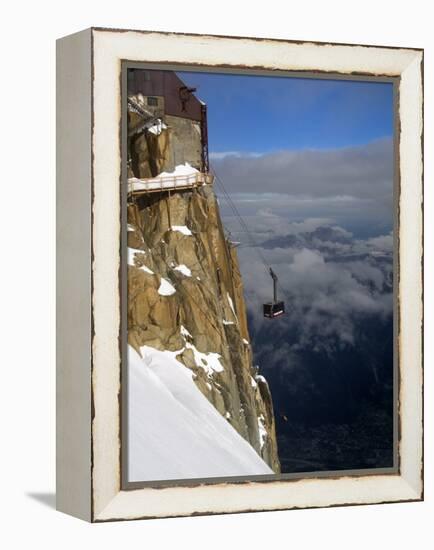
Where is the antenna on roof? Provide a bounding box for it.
[179,86,197,111]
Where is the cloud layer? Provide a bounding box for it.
[213,138,393,198]
[233,218,393,354]
[213,138,394,237]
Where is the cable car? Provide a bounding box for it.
[263,268,285,319]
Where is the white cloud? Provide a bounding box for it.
[210,151,264,160]
[213,139,393,233]
[235,222,393,353]
[291,249,324,272]
[367,233,393,252]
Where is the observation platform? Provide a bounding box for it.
[128,171,214,196]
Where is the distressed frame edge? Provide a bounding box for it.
[90,25,424,53]
[396,52,424,499]
[89,29,423,522]
[56,27,93,522]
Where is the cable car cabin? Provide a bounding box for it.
[263,268,285,319]
[263,300,285,318]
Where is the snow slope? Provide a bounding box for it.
[128,345,273,481]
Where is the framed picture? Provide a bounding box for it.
[56,28,423,522]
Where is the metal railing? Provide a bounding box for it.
[128,172,214,195]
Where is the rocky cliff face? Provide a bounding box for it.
[127,185,280,473]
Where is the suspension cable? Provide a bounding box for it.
[212,167,269,268]
[211,163,292,300]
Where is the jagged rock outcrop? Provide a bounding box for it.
[127,185,280,473]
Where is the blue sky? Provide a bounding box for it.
[176,70,394,239]
[177,71,394,154]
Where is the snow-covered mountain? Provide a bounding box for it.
[127,181,280,480]
[128,346,273,481]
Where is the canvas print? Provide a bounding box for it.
[125,67,395,483]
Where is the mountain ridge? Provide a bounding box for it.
[127,184,280,476]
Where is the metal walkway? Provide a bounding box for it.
[128,172,214,196]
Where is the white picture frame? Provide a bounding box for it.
[56,27,423,522]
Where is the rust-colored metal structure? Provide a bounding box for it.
[127,68,211,185]
[128,69,203,121]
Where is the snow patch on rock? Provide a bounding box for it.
[160,162,198,178]
[185,342,224,375]
[180,325,192,339]
[147,119,167,135]
[171,225,193,236]
[258,415,267,450]
[139,265,154,275]
[227,292,238,321]
[128,247,145,266]
[158,278,176,296]
[128,247,154,274]
[174,264,192,277]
